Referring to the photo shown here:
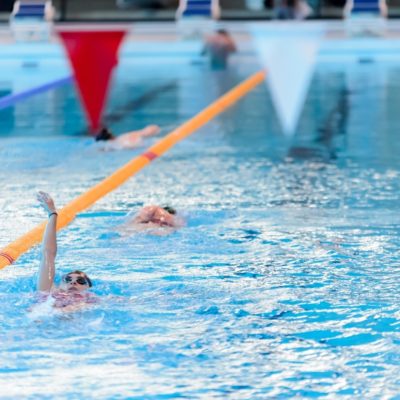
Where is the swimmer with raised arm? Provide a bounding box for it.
[95,124,161,151]
[36,192,96,311]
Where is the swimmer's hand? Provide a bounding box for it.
[37,191,57,215]
[141,124,161,137]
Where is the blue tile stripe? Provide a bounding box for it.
[183,0,212,16]
[183,9,212,16]
[352,0,381,12]
[14,4,46,17]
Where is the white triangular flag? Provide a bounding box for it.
[251,23,324,136]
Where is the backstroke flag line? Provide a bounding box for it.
[250,23,323,136]
[57,28,127,134]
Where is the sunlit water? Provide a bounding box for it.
[0,54,400,399]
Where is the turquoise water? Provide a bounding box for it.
[0,55,400,398]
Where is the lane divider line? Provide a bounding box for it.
[0,76,72,110]
[0,70,266,270]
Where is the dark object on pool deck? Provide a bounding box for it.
[116,0,173,9]
[0,0,14,12]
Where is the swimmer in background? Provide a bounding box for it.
[95,124,161,151]
[35,191,96,312]
[118,205,184,236]
[202,29,237,70]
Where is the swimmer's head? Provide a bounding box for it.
[162,206,176,215]
[95,127,115,142]
[216,29,229,36]
[61,270,92,292]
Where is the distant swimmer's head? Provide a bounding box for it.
[216,29,229,36]
[95,127,115,142]
[61,270,92,292]
[162,206,176,215]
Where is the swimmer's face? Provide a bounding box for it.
[150,208,174,226]
[60,273,91,292]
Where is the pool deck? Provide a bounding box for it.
[0,19,400,40]
[1,20,400,63]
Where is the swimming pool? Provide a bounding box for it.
[0,36,400,398]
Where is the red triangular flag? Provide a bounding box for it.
[58,29,126,134]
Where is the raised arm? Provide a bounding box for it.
[36,192,58,292]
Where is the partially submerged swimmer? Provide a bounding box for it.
[35,191,96,312]
[119,205,184,236]
[202,29,237,70]
[95,124,161,151]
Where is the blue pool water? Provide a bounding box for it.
[0,50,400,398]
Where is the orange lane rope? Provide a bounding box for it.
[0,70,266,270]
